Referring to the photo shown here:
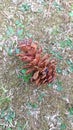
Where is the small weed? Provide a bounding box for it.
[69,11,73,17]
[18,69,32,83]
[60,39,73,48]
[47,83,54,88]
[69,107,73,115]
[15,20,25,28]
[53,2,63,11]
[57,67,62,74]
[25,32,33,38]
[38,92,46,102]
[27,102,38,109]
[0,84,11,108]
[0,107,15,129]
[20,3,31,12]
[60,123,66,130]
[66,59,73,73]
[6,26,15,37]
[0,97,11,106]
[50,50,63,60]
[56,79,63,92]
[16,121,28,130]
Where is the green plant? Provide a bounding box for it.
[60,123,66,130]
[0,107,15,129]
[0,84,11,108]
[60,39,73,48]
[66,59,73,73]
[69,107,73,115]
[18,69,32,83]
[20,3,31,12]
[56,79,63,92]
[27,102,38,109]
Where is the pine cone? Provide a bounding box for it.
[17,39,56,85]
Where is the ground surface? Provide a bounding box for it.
[0,0,73,130]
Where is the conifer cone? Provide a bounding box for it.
[17,39,56,85]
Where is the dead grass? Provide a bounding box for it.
[0,0,73,130]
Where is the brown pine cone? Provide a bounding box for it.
[17,39,56,85]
